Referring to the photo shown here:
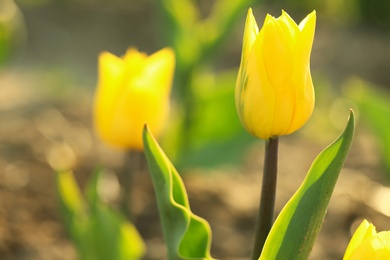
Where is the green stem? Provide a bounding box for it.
[252,137,279,260]
[177,67,196,157]
[121,150,143,221]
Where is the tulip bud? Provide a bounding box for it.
[93,47,175,150]
[344,219,390,260]
[236,9,316,140]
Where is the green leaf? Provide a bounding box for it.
[90,203,146,260]
[84,168,102,211]
[177,69,255,168]
[86,170,146,260]
[57,170,145,260]
[259,110,355,260]
[56,170,92,259]
[143,125,213,260]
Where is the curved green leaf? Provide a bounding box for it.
[143,125,213,260]
[260,110,355,260]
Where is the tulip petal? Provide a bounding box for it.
[348,236,390,260]
[262,14,293,88]
[344,219,377,260]
[112,85,168,149]
[240,8,259,72]
[278,10,300,40]
[287,11,316,134]
[378,231,390,249]
[293,10,316,82]
[143,47,175,95]
[94,52,126,146]
[261,14,297,135]
[241,24,275,139]
[235,9,316,140]
[124,48,147,75]
[93,48,174,149]
[345,225,390,260]
[97,52,125,95]
[235,8,259,112]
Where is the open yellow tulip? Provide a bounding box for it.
[93,47,175,150]
[344,219,390,260]
[236,9,316,140]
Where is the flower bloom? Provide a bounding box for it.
[93,47,175,150]
[235,9,316,140]
[344,219,390,260]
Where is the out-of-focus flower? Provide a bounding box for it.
[235,9,316,140]
[93,47,175,150]
[344,219,390,260]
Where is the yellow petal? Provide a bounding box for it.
[378,231,390,248]
[241,8,259,70]
[293,10,316,75]
[241,25,275,139]
[236,8,259,111]
[261,14,297,135]
[278,10,300,39]
[97,51,125,93]
[235,9,316,139]
[262,14,293,89]
[344,219,377,260]
[142,47,175,95]
[109,83,169,149]
[94,52,125,145]
[287,10,316,134]
[93,48,174,149]
[348,236,390,260]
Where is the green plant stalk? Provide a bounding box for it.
[252,137,279,260]
[176,67,197,158]
[121,150,143,221]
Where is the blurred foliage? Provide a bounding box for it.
[174,69,254,168]
[0,0,26,65]
[344,78,390,179]
[156,0,256,168]
[57,170,145,260]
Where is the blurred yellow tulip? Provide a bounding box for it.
[344,219,390,260]
[93,47,175,150]
[235,9,316,140]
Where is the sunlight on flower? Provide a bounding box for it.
[236,9,316,140]
[344,219,390,260]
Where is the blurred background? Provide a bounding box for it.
[1,0,390,259]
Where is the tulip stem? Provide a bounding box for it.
[121,150,143,221]
[252,137,279,260]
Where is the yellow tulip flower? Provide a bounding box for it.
[344,220,390,260]
[235,9,316,140]
[93,47,175,150]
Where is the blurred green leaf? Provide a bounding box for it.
[344,78,390,177]
[197,0,250,59]
[57,170,145,260]
[179,69,255,168]
[259,110,355,260]
[0,0,26,64]
[143,125,213,260]
[90,202,145,260]
[85,168,101,211]
[57,170,92,259]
